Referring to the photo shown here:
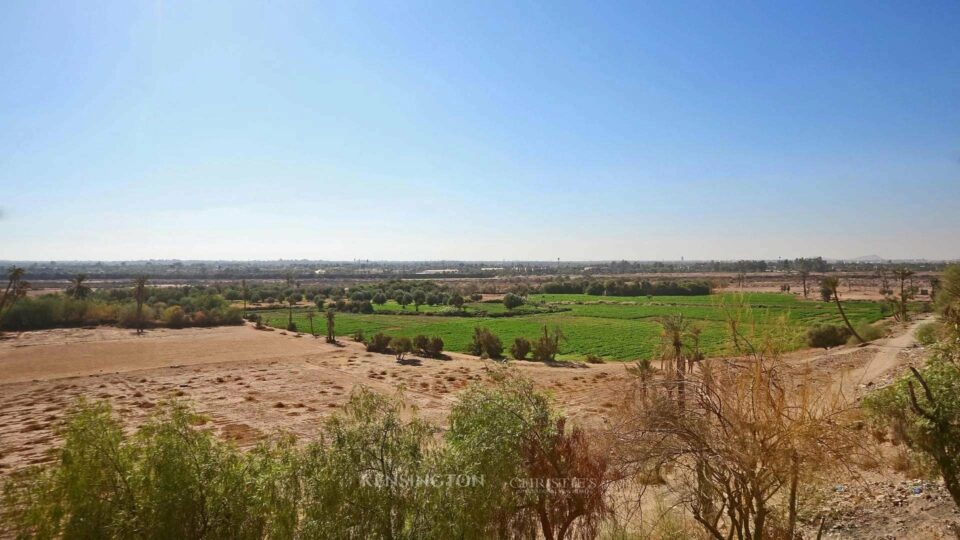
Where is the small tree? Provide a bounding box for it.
[449,293,465,311]
[503,293,524,310]
[413,290,426,312]
[305,310,317,337]
[390,336,413,361]
[0,267,29,334]
[531,326,565,362]
[413,334,430,355]
[469,327,503,359]
[399,293,413,310]
[325,309,336,344]
[133,276,149,335]
[510,337,532,360]
[372,292,387,306]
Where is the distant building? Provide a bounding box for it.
[417,269,460,275]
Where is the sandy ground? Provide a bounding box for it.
[0,324,628,475]
[1,319,958,538]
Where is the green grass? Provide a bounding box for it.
[261,292,887,362]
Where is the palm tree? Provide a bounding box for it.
[325,309,336,344]
[822,277,863,343]
[66,273,91,299]
[799,269,811,298]
[893,268,915,322]
[658,314,693,410]
[133,276,148,335]
[241,279,248,316]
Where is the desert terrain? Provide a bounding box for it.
[1,318,957,538]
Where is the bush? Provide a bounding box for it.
[390,336,413,361]
[915,322,942,346]
[468,327,503,359]
[426,336,444,358]
[286,321,298,332]
[510,337,531,360]
[161,306,187,328]
[585,353,605,364]
[849,323,884,344]
[531,326,565,362]
[502,293,524,310]
[352,328,365,343]
[805,324,849,349]
[413,334,430,354]
[366,332,392,353]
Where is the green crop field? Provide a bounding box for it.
[259,293,887,361]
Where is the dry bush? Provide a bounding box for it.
[612,310,865,539]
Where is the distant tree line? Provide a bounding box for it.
[539,278,712,296]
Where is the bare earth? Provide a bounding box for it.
[1,320,958,537]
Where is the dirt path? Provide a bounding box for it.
[830,316,932,398]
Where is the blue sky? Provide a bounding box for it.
[2,1,958,261]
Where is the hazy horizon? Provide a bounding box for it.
[3,1,959,261]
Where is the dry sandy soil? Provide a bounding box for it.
[1,320,957,538]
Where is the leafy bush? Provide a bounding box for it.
[413,334,430,354]
[805,324,849,349]
[161,306,187,328]
[502,293,524,310]
[915,322,943,346]
[352,328,365,342]
[849,322,884,344]
[468,327,503,359]
[426,336,444,358]
[390,336,413,361]
[366,332,391,353]
[531,326,565,362]
[585,353,605,364]
[864,338,960,507]
[510,337,531,360]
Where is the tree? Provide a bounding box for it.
[413,290,426,312]
[822,277,864,343]
[372,292,387,306]
[241,279,248,315]
[448,293,465,311]
[133,276,149,335]
[399,293,413,310]
[305,310,317,337]
[66,273,91,299]
[892,268,916,322]
[656,315,696,409]
[0,267,29,333]
[502,293,524,310]
[799,269,811,298]
[325,309,336,344]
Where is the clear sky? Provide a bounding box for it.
[2,1,958,261]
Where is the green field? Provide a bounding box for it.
[260,293,887,361]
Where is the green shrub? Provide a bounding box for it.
[585,353,605,364]
[390,336,413,361]
[366,332,391,353]
[915,322,943,346]
[805,324,849,349]
[426,336,444,357]
[531,326,565,362]
[286,321,298,332]
[468,327,503,359]
[413,334,430,354]
[510,337,531,360]
[161,306,187,328]
[352,328,365,342]
[849,323,884,344]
